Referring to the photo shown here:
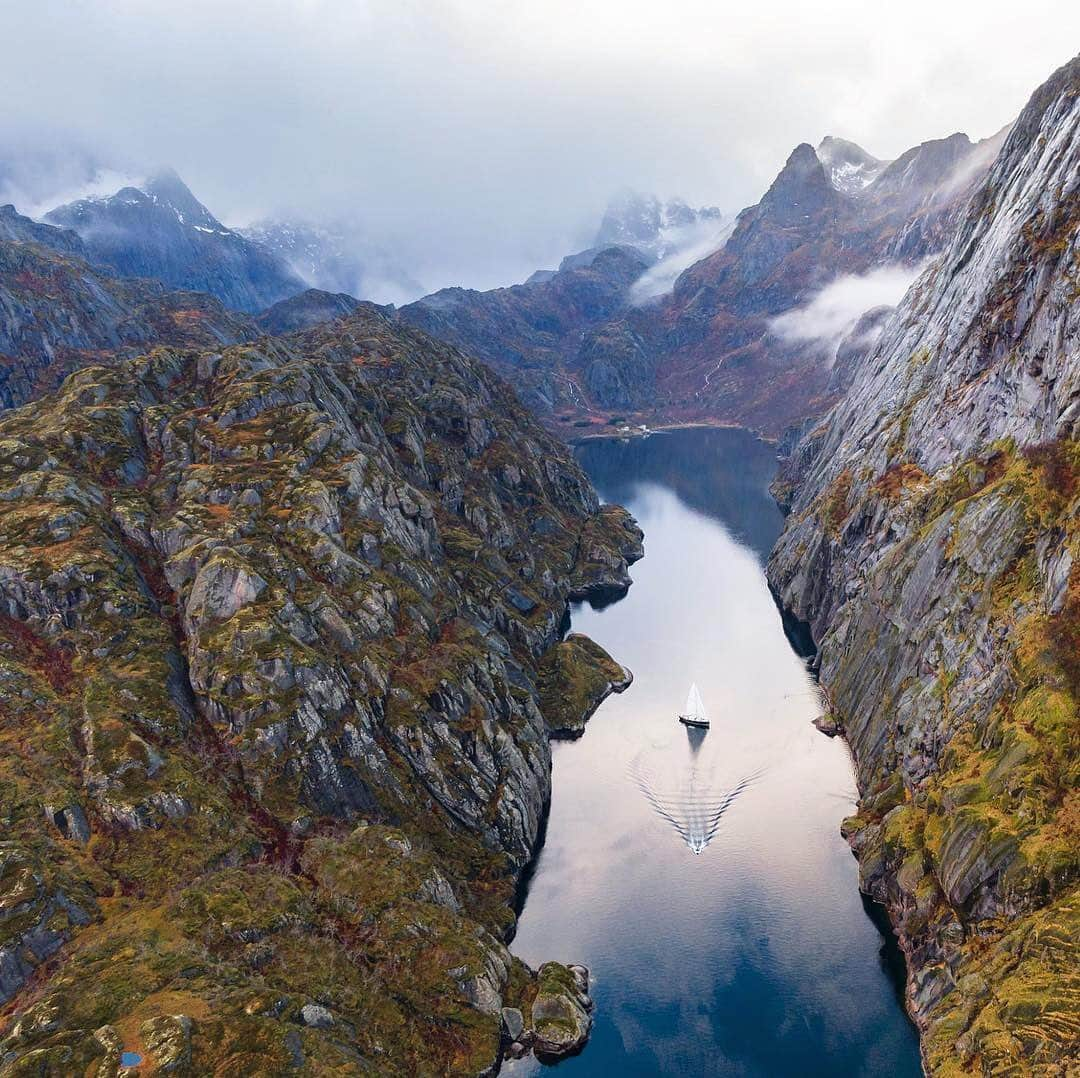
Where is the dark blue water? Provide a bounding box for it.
[508,428,921,1077]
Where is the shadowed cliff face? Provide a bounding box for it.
[768,54,1080,1072]
[0,307,641,1074]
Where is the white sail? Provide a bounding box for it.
[685,682,707,723]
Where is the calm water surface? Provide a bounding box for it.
[507,428,921,1077]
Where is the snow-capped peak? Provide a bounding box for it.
[816,136,890,195]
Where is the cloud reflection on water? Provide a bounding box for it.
[507,428,921,1077]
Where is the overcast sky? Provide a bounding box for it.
[3,0,1079,291]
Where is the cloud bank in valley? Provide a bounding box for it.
[2,1,1079,292]
[769,263,926,361]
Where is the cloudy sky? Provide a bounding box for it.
[3,0,1078,291]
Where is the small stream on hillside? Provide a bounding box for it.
[506,428,921,1076]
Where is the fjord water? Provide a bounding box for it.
[508,428,921,1076]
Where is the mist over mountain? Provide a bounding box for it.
[44,171,304,312]
[4,2,1077,293]
[0,9,1078,1076]
[385,120,1007,435]
[237,219,425,306]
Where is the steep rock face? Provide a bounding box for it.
[45,171,304,312]
[0,220,258,408]
[768,55,1080,1072]
[0,308,641,1074]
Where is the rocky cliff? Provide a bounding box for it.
[0,306,641,1074]
[768,55,1080,1072]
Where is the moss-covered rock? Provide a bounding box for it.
[537,633,632,738]
[529,962,593,1058]
[0,307,639,1074]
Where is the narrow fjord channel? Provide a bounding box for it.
[508,428,921,1076]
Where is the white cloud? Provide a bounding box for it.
[1,2,1078,291]
[769,262,926,360]
[629,217,736,303]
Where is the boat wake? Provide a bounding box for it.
[629,753,764,855]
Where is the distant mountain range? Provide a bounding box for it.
[43,170,304,312]
[390,129,1005,435]
[0,121,1016,437]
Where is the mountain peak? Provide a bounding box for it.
[44,172,303,312]
[868,132,974,205]
[816,136,889,194]
[594,190,722,257]
[757,142,839,223]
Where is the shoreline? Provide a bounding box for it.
[566,417,781,447]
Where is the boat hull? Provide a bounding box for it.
[678,716,710,729]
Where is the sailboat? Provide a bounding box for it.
[678,682,710,729]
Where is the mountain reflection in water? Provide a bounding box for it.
[507,428,921,1078]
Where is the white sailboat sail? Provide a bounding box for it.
[684,682,707,724]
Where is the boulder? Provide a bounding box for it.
[530,962,593,1057]
[300,1003,334,1029]
[500,1006,525,1043]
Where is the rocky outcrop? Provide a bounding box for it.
[768,55,1080,1073]
[255,288,362,335]
[537,633,633,739]
[529,963,593,1057]
[0,204,86,257]
[0,307,640,1074]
